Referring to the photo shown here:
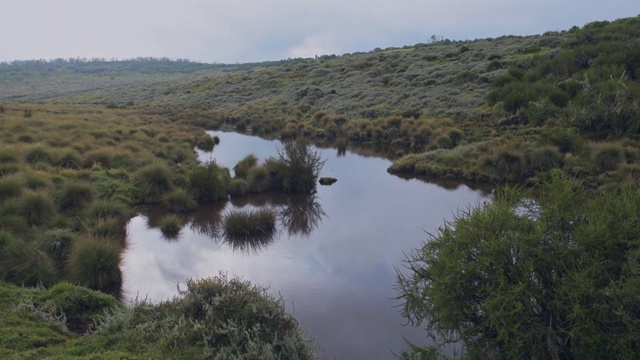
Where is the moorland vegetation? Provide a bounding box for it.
[1,14,640,359]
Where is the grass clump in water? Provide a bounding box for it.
[163,188,196,212]
[159,214,183,239]
[222,208,277,238]
[134,163,174,203]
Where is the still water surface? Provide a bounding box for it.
[123,132,488,359]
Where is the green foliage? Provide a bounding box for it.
[591,143,626,171]
[94,275,314,358]
[25,146,54,165]
[189,161,230,204]
[247,166,273,193]
[397,174,640,358]
[67,237,122,295]
[273,141,325,194]
[228,178,249,197]
[526,145,564,171]
[0,173,25,202]
[85,199,130,223]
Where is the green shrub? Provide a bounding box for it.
[163,188,196,212]
[273,141,325,194]
[228,178,249,197]
[58,180,95,212]
[19,190,55,226]
[67,237,122,295]
[222,208,277,238]
[134,163,174,203]
[189,161,230,204]
[95,276,314,358]
[233,154,258,179]
[397,174,640,359]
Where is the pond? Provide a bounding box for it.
[122,131,489,359]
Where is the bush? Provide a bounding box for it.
[163,188,196,212]
[134,163,174,203]
[1,237,58,287]
[397,174,640,359]
[67,237,122,295]
[526,145,564,171]
[95,275,314,358]
[272,141,326,194]
[189,161,230,204]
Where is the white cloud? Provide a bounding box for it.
[0,0,637,63]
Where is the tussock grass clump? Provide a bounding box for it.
[222,208,277,238]
[57,180,95,212]
[91,217,127,243]
[189,161,230,204]
[56,150,82,169]
[159,214,183,239]
[134,163,174,203]
[19,190,55,226]
[592,143,626,172]
[81,149,114,169]
[0,173,25,202]
[85,199,130,223]
[23,170,52,190]
[163,188,196,212]
[247,166,273,193]
[1,238,58,287]
[233,154,258,179]
[526,145,564,171]
[228,178,249,197]
[39,228,76,264]
[67,237,122,295]
[25,146,54,165]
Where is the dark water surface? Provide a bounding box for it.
[123,132,488,359]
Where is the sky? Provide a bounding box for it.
[0,1,637,64]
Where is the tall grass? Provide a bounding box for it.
[67,237,123,295]
[19,190,55,226]
[163,188,196,212]
[134,163,174,203]
[0,173,25,202]
[0,238,58,287]
[233,154,258,179]
[222,208,277,238]
[189,161,230,204]
[159,214,183,239]
[57,180,95,212]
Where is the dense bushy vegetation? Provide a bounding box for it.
[0,276,314,359]
[397,174,640,359]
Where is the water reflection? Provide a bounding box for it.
[124,131,488,359]
[280,193,326,237]
[140,193,326,254]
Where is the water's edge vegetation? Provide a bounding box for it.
[1,15,639,359]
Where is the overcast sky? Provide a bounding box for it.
[1,1,637,64]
